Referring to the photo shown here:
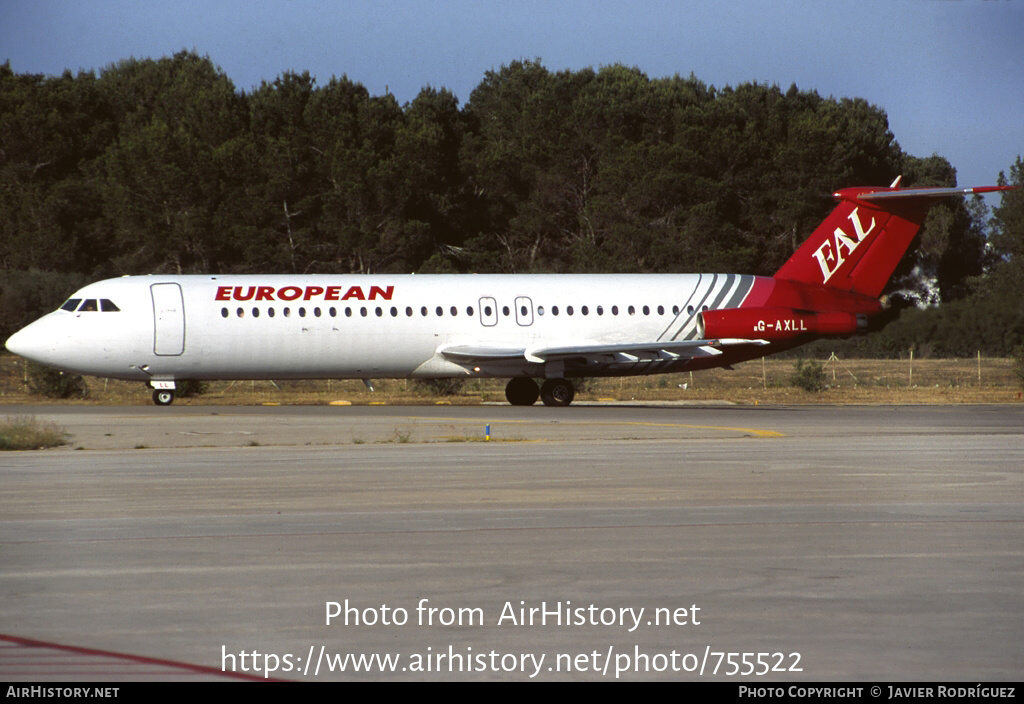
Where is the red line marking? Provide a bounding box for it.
[0,634,279,681]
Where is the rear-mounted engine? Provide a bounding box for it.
[698,307,867,341]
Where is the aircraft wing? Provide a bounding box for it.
[440,338,768,364]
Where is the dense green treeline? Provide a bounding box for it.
[1,51,1022,354]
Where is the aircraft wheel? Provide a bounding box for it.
[505,377,539,406]
[152,389,175,406]
[540,378,575,407]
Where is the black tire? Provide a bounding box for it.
[505,377,539,406]
[540,378,575,407]
[152,389,175,406]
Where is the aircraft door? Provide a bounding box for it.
[515,296,534,326]
[151,283,185,356]
[479,297,498,327]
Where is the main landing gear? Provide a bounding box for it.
[540,378,574,407]
[504,378,575,407]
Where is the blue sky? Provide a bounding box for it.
[2,0,1021,191]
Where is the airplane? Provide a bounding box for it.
[4,180,1014,406]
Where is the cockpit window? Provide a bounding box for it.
[62,298,121,312]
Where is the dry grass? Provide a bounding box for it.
[0,415,68,450]
[0,352,1021,407]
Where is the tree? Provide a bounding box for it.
[0,64,115,273]
[885,155,989,305]
[93,52,246,274]
[244,70,322,272]
[990,156,1024,267]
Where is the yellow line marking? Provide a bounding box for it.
[154,410,783,438]
[397,416,785,438]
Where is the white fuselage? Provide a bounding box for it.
[6,273,761,383]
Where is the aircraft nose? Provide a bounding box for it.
[6,327,32,357]
[5,320,52,364]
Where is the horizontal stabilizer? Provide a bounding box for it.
[855,185,1012,201]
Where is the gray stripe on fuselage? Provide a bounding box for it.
[706,273,737,312]
[659,274,707,341]
[671,274,720,341]
[676,274,755,341]
[679,274,730,340]
[724,275,754,309]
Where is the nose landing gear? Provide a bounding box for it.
[149,381,176,406]
[152,389,175,406]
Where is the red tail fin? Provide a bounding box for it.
[774,182,1014,299]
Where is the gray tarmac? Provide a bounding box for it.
[1,404,1022,681]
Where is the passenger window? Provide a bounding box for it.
[406,307,413,316]
[436,306,443,316]
[567,306,574,316]
[552,306,559,316]
[502,306,510,316]
[330,307,337,317]
[657,305,665,315]
[360,307,367,317]
[100,299,120,312]
[268,308,276,318]
[61,299,81,312]
[451,306,458,316]
[612,305,619,315]
[537,306,545,316]
[299,307,307,317]
[374,307,382,317]
[237,307,244,318]
[390,307,398,317]
[687,306,694,315]
[643,305,650,315]
[252,307,260,318]
[221,308,228,318]
[596,305,603,316]
[284,307,291,317]
[581,306,589,315]
[467,306,474,316]
[421,306,428,316]
[628,305,635,315]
